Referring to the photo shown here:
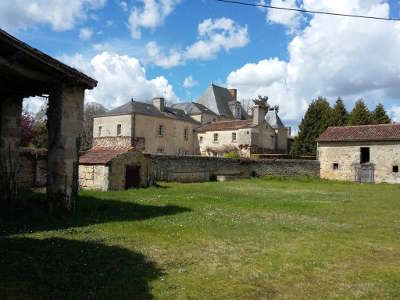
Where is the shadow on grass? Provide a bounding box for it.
[0,237,162,299]
[0,193,191,237]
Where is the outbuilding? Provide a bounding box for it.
[317,124,400,184]
[79,147,153,191]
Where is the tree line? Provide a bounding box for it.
[291,98,392,156]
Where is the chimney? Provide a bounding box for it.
[228,88,237,101]
[152,97,165,111]
[252,104,265,126]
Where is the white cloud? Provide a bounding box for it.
[128,0,181,39]
[79,27,93,40]
[146,18,249,68]
[390,106,400,122]
[0,0,106,31]
[183,76,198,88]
[60,52,178,109]
[227,1,400,124]
[119,1,128,12]
[260,0,304,33]
[145,41,183,68]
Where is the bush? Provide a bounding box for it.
[224,151,240,159]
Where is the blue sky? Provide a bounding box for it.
[1,0,400,128]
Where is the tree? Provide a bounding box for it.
[371,103,391,124]
[348,99,371,125]
[20,110,35,147]
[31,104,48,149]
[331,97,348,126]
[81,102,107,150]
[291,97,333,156]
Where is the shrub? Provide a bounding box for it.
[224,151,240,159]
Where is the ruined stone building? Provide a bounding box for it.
[318,124,400,184]
[0,28,97,211]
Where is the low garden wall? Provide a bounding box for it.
[148,155,320,182]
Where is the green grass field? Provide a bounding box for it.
[1,177,400,299]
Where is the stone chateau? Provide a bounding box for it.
[91,83,291,157]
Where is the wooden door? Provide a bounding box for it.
[125,165,141,189]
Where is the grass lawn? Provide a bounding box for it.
[1,177,400,299]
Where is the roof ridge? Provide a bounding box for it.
[327,123,399,129]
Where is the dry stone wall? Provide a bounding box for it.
[149,155,320,182]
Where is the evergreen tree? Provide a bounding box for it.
[371,103,391,124]
[332,97,348,126]
[348,99,371,125]
[291,97,333,156]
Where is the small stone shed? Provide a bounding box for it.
[318,124,400,184]
[0,28,97,211]
[79,147,153,191]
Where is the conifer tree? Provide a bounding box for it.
[348,99,371,125]
[371,103,391,124]
[291,97,333,156]
[332,97,348,126]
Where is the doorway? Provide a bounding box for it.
[125,165,141,189]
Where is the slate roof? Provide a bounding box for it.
[197,84,236,118]
[171,102,217,116]
[98,100,199,124]
[196,120,253,133]
[79,147,133,165]
[265,109,285,129]
[318,124,400,142]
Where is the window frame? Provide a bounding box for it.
[158,124,164,137]
[333,163,339,171]
[232,132,237,143]
[213,133,219,143]
[117,124,122,136]
[98,126,102,137]
[184,128,189,141]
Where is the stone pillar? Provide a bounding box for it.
[47,85,84,212]
[0,95,23,205]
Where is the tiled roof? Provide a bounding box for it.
[318,124,400,142]
[171,102,217,116]
[79,147,132,165]
[196,120,252,133]
[98,100,199,124]
[0,28,97,88]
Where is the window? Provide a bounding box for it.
[232,132,237,142]
[333,163,339,170]
[213,133,219,142]
[158,125,164,137]
[184,128,189,141]
[156,148,164,154]
[199,136,204,143]
[360,147,370,164]
[98,126,102,137]
[117,124,122,136]
[393,166,399,173]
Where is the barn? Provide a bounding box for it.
[79,147,154,191]
[317,124,400,184]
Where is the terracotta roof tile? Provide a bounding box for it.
[318,124,400,142]
[196,120,252,133]
[79,147,132,165]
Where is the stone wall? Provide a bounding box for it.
[79,165,109,191]
[149,155,319,182]
[318,141,400,184]
[16,148,47,189]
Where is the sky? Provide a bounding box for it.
[1,0,400,129]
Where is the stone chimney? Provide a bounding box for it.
[228,88,237,101]
[252,105,265,126]
[152,97,165,111]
